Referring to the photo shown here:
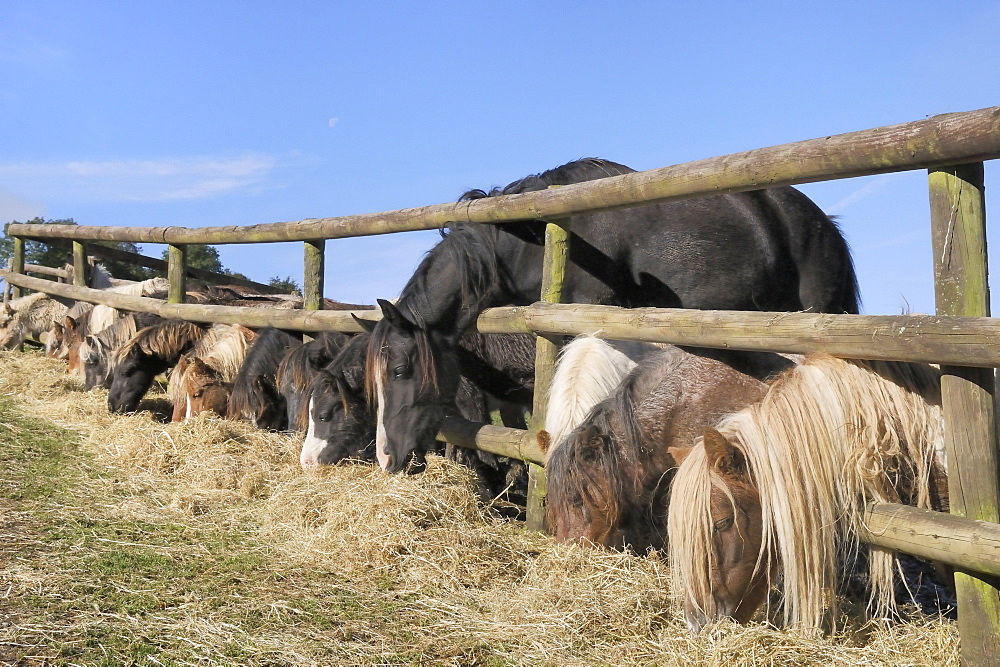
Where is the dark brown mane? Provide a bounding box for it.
[363,322,440,404]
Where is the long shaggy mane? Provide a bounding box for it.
[668,355,944,632]
[544,335,640,460]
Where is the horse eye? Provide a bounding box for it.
[713,516,734,532]
[193,390,204,398]
[393,365,408,379]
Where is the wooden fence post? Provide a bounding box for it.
[527,215,571,532]
[304,240,325,310]
[11,238,25,299]
[929,162,1000,665]
[72,241,87,287]
[302,240,325,342]
[167,244,187,305]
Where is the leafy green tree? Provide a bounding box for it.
[267,275,302,295]
[162,244,223,274]
[1,217,152,282]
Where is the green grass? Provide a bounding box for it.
[0,396,420,665]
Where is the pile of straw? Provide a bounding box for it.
[0,349,959,665]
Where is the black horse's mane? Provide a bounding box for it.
[458,158,635,201]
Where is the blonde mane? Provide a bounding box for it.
[169,325,258,408]
[668,355,944,631]
[544,335,642,460]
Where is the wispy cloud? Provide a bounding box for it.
[0,154,281,204]
[826,173,895,214]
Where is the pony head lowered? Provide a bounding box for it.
[226,328,300,430]
[171,356,231,420]
[361,224,516,474]
[275,331,351,431]
[78,313,158,390]
[169,324,258,421]
[668,355,946,634]
[546,347,789,553]
[107,320,207,414]
[300,333,375,467]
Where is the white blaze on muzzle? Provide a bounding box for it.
[375,372,390,470]
[300,397,324,468]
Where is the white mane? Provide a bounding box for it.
[543,334,657,461]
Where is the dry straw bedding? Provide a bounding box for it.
[0,350,958,665]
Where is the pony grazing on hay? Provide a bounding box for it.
[0,292,69,350]
[107,320,209,414]
[544,340,793,553]
[667,355,947,634]
[541,334,660,453]
[227,327,303,430]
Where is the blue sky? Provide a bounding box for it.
[2,2,999,314]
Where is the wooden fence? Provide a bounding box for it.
[3,106,1000,664]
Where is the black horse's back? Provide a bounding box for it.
[369,157,861,474]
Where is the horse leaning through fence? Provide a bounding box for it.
[667,355,947,634]
[364,157,861,474]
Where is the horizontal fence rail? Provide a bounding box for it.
[9,270,1000,367]
[7,107,1000,246]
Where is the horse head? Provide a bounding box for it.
[545,422,625,548]
[79,336,107,390]
[360,299,460,474]
[300,367,375,468]
[186,358,231,420]
[46,321,65,358]
[107,350,158,414]
[670,427,769,634]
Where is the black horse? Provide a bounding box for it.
[227,327,303,430]
[275,331,353,431]
[364,158,860,473]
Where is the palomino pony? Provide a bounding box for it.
[365,158,860,473]
[545,342,794,553]
[667,355,946,634]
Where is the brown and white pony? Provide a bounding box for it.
[545,342,793,553]
[667,355,946,634]
[169,324,259,421]
[541,334,660,455]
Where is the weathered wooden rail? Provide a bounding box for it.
[5,106,1000,664]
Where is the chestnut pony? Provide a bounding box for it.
[668,355,947,634]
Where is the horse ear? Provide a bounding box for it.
[667,444,692,467]
[3,302,13,315]
[65,316,78,333]
[377,299,414,333]
[703,428,747,477]
[578,426,609,463]
[352,313,378,333]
